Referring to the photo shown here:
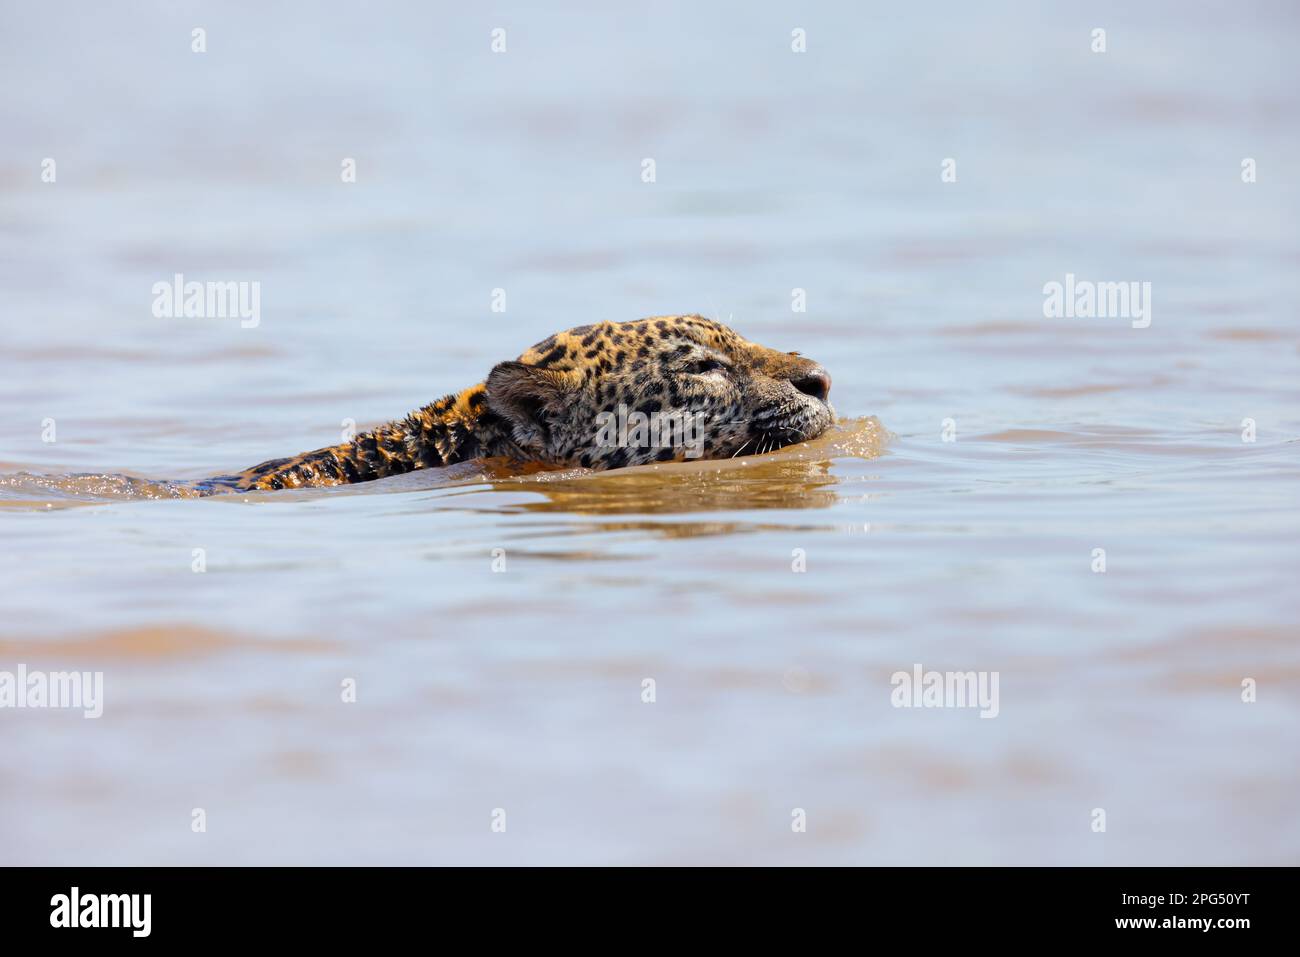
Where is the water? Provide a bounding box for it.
[1,1,1297,864]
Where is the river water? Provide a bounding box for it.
[1,1,1297,864]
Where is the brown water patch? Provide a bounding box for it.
[1010,374,1176,399]
[1114,625,1298,664]
[502,464,839,516]
[941,320,1041,336]
[1209,328,1290,342]
[973,429,1081,444]
[269,750,331,779]
[1160,667,1300,693]
[9,344,163,363]
[1012,383,1130,399]
[0,624,336,661]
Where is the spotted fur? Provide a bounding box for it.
[202,315,834,492]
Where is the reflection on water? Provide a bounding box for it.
[487,418,884,517]
[2,1,1299,865]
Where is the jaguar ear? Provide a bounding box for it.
[485,361,581,449]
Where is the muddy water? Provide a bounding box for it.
[1,2,1298,864]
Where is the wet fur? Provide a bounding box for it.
[202,315,834,492]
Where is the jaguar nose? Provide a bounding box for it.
[791,366,831,402]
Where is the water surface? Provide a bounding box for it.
[1,1,1297,864]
